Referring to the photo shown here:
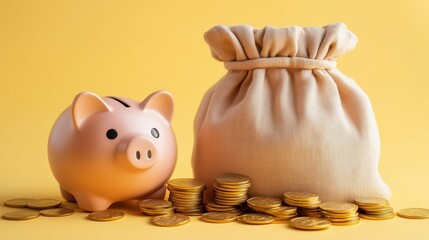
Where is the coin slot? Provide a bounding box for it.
[107,97,130,108]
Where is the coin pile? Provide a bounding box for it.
[320,202,360,226]
[152,213,190,227]
[137,199,175,216]
[87,210,125,221]
[200,212,239,223]
[283,192,322,218]
[3,198,75,221]
[211,173,250,208]
[239,213,275,225]
[167,178,206,216]
[289,216,331,230]
[247,196,297,222]
[355,197,395,220]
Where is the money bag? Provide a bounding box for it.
[192,23,391,202]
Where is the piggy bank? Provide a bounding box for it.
[48,91,176,211]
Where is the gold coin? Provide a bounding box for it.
[397,208,429,219]
[289,217,331,230]
[264,206,297,215]
[4,198,35,208]
[239,214,275,225]
[359,212,395,220]
[167,178,206,190]
[139,209,174,216]
[87,210,125,221]
[321,210,358,218]
[40,208,74,217]
[355,197,388,206]
[247,196,282,208]
[151,214,190,227]
[332,218,360,226]
[319,202,358,213]
[138,199,172,209]
[61,201,86,213]
[214,173,250,185]
[213,183,251,190]
[3,210,40,221]
[26,199,62,210]
[200,212,238,223]
[284,192,319,200]
[362,207,394,214]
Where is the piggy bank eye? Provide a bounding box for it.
[151,128,159,138]
[106,129,118,140]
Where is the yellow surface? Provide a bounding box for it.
[1,0,428,239]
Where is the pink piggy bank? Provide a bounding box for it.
[48,91,176,211]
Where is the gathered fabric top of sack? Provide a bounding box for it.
[204,22,357,70]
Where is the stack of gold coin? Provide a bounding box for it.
[283,192,321,217]
[212,173,251,207]
[247,196,297,221]
[355,197,395,220]
[167,178,206,216]
[319,202,360,226]
[137,199,175,216]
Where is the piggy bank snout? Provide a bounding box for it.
[124,137,158,170]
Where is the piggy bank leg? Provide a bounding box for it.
[74,194,112,212]
[146,186,167,200]
[60,186,76,202]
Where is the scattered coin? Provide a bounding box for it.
[397,208,429,219]
[60,201,86,213]
[239,213,275,225]
[152,214,190,227]
[87,210,124,221]
[26,199,62,210]
[3,210,40,221]
[289,217,331,230]
[4,198,35,208]
[200,212,238,223]
[40,208,75,217]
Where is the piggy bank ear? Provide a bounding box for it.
[72,92,112,129]
[139,91,174,123]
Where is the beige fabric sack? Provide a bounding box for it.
[192,23,391,201]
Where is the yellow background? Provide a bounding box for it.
[1,0,428,239]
